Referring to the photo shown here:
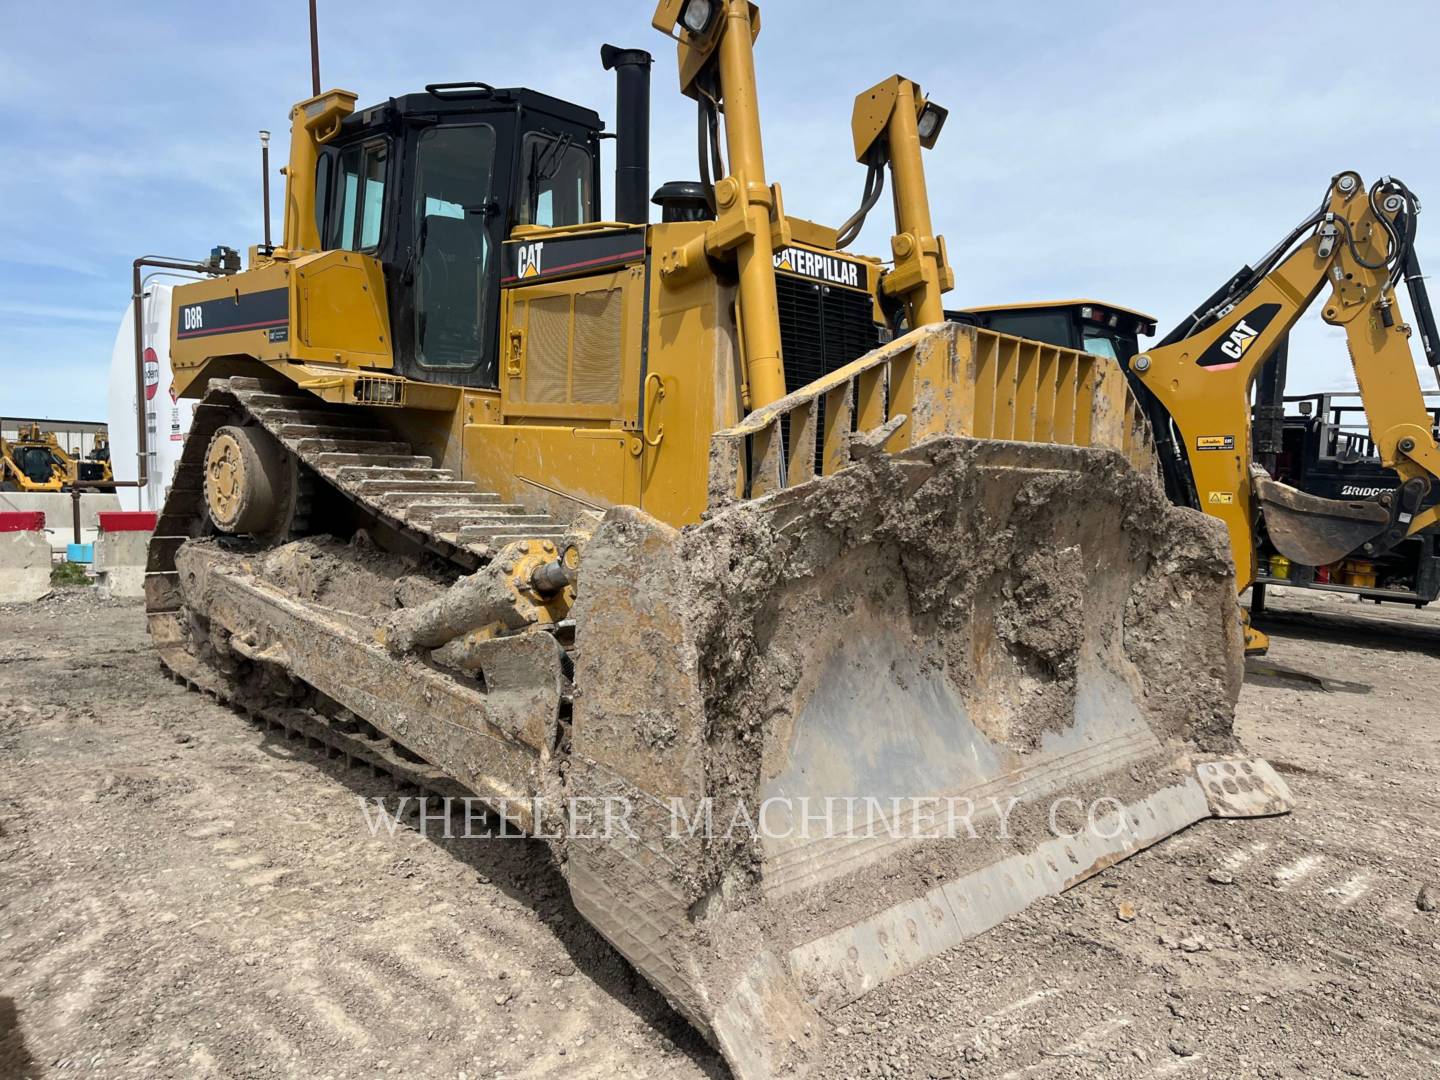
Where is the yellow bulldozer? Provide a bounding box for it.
[145,3,1291,1074]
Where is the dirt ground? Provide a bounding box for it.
[2,586,1437,1079]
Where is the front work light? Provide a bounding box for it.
[916,100,948,148]
[679,0,717,35]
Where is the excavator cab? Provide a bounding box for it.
[307,87,603,389]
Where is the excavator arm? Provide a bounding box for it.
[1131,171,1440,595]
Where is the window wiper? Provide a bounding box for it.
[526,132,575,219]
[532,132,573,183]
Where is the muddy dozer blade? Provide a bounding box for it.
[1252,467,1391,566]
[567,435,1292,1079]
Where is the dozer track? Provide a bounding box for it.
[144,376,578,824]
[227,376,568,558]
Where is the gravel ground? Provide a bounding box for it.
[1,586,1437,1079]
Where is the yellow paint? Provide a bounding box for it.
[1132,174,1440,593]
[851,75,954,329]
[170,251,393,401]
[163,0,1159,558]
[277,90,357,256]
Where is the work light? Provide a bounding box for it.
[679,0,717,35]
[916,101,948,148]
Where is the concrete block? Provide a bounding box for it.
[0,491,122,555]
[0,530,52,603]
[94,529,151,599]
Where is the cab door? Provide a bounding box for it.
[407,123,501,387]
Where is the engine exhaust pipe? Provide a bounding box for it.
[259,130,273,251]
[600,44,652,226]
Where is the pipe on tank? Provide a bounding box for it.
[128,253,239,494]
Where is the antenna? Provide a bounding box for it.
[309,0,321,97]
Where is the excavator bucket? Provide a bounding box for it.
[564,322,1292,1077]
[1251,466,1392,566]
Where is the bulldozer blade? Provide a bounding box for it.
[1252,467,1390,566]
[567,435,1291,1079]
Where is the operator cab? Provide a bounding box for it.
[311,85,603,389]
[7,426,65,486]
[949,300,1157,365]
[14,446,60,485]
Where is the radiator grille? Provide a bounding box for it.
[775,275,882,472]
[524,294,570,404]
[776,275,882,393]
[572,289,623,404]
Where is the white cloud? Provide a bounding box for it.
[0,301,120,325]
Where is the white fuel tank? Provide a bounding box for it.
[106,282,199,512]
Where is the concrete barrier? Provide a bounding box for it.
[0,491,122,554]
[94,511,156,599]
[0,512,52,603]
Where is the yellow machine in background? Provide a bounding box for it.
[953,177,1440,651]
[145,3,1290,1074]
[1,423,69,492]
[0,422,116,492]
[79,429,114,487]
[1129,174,1440,652]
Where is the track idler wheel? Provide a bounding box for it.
[204,425,301,541]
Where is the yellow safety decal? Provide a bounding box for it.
[1208,491,1235,505]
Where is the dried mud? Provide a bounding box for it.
[667,439,1241,912]
[2,578,1437,1078]
[564,437,1247,1068]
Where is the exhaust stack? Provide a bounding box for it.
[600,44,652,225]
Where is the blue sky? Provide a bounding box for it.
[2,0,1438,422]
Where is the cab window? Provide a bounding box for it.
[312,152,332,244]
[1081,329,1120,360]
[985,312,1074,350]
[328,140,389,251]
[519,132,593,228]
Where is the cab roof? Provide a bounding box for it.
[961,299,1158,333]
[343,86,603,135]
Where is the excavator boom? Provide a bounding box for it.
[956,175,1440,640]
[1128,173,1440,615]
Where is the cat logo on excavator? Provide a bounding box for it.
[1197,302,1281,367]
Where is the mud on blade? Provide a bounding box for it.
[568,435,1292,1078]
